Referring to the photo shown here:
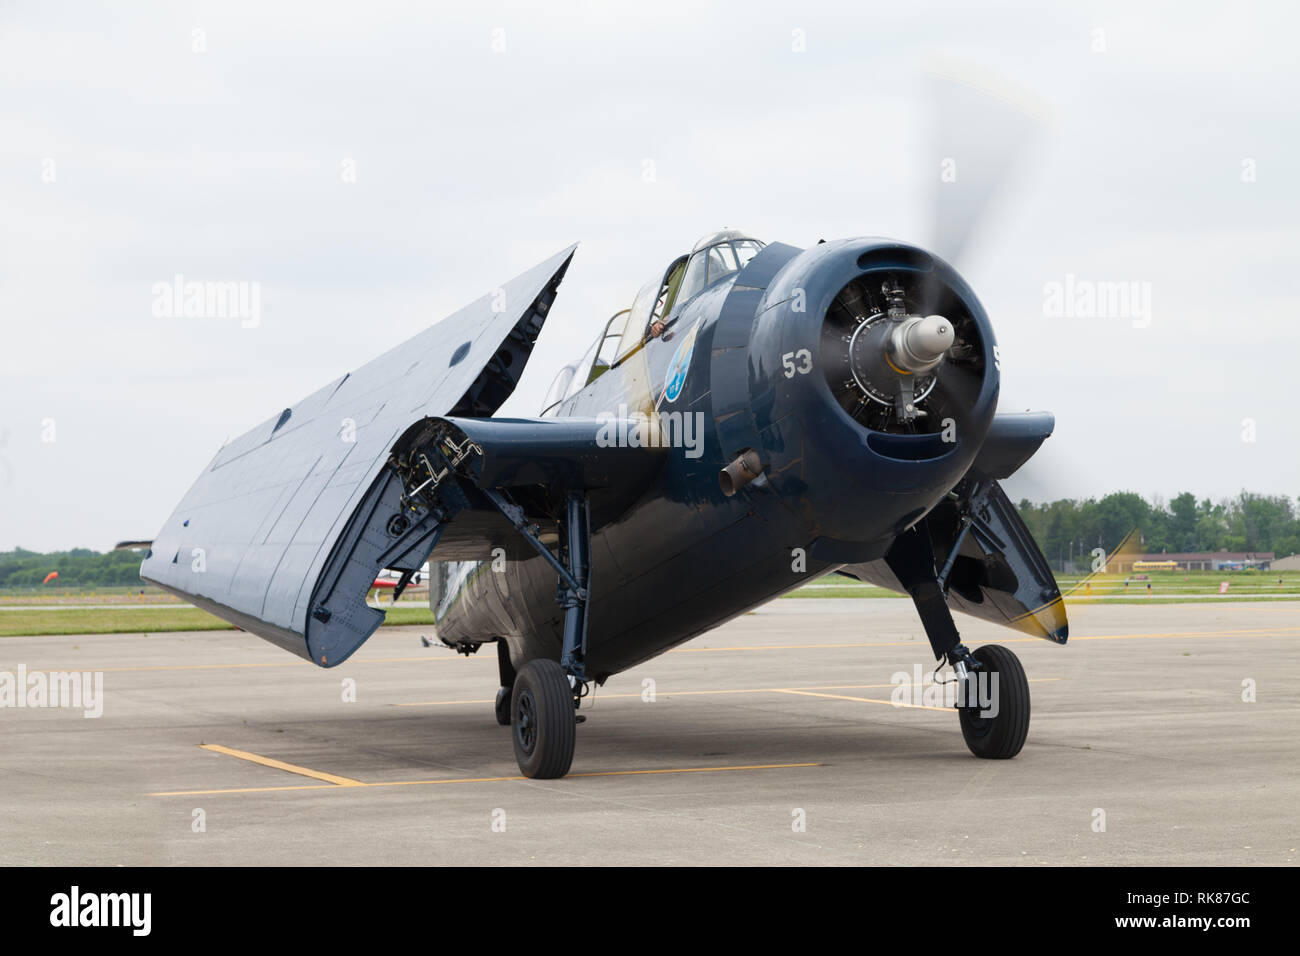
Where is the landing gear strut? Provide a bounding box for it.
[887,521,1031,759]
[486,489,591,778]
[494,641,515,726]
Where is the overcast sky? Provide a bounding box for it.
[2,1,1297,551]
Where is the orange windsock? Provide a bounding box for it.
[42,571,58,584]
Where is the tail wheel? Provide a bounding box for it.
[511,659,576,778]
[494,686,512,726]
[958,644,1030,759]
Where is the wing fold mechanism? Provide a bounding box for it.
[304,415,656,667]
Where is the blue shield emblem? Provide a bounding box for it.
[662,321,700,404]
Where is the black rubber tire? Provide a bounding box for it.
[494,686,512,726]
[511,659,576,778]
[958,644,1030,759]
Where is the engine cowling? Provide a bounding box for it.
[741,239,1000,544]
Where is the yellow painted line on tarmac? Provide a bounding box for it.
[771,688,952,712]
[199,744,365,787]
[396,678,1061,708]
[1070,626,1300,641]
[670,626,1300,654]
[37,655,490,675]
[670,640,952,653]
[565,762,819,780]
[152,781,353,796]
[151,761,820,797]
[396,682,908,707]
[26,627,1298,675]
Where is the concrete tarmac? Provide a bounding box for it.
[1,599,1296,865]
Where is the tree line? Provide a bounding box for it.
[0,548,148,589]
[3,490,1297,587]
[1016,491,1300,572]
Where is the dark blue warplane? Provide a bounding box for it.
[139,229,1066,779]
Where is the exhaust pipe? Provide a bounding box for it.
[719,449,763,497]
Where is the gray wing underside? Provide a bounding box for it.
[141,244,577,659]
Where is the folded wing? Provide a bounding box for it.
[141,245,584,664]
[840,412,1068,643]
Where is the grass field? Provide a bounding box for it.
[781,569,1300,603]
[0,585,188,607]
[2,570,1296,636]
[0,603,436,638]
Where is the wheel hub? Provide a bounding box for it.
[515,689,537,754]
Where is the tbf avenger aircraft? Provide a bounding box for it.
[140,227,1067,779]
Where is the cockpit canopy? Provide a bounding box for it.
[677,229,765,305]
[540,230,765,415]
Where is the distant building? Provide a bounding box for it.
[1273,554,1300,571]
[1109,551,1275,573]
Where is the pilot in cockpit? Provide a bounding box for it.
[538,230,766,417]
[645,229,765,343]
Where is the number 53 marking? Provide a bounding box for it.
[782,349,813,378]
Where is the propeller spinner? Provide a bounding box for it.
[823,269,980,432]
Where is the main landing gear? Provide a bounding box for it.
[511,659,577,778]
[887,521,1031,759]
[486,490,591,779]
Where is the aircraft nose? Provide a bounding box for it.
[732,238,1002,542]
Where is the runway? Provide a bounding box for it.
[2,599,1297,866]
